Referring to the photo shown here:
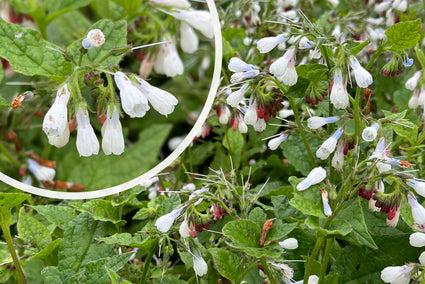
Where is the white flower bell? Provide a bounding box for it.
[193,251,208,276]
[82,29,105,49]
[76,106,99,157]
[362,123,379,142]
[316,128,344,160]
[114,71,150,117]
[101,106,125,155]
[330,69,349,109]
[180,22,199,53]
[409,232,425,247]
[256,33,288,53]
[307,116,339,129]
[171,9,214,39]
[43,85,70,137]
[153,41,184,77]
[155,207,184,232]
[349,57,373,88]
[296,167,327,191]
[381,265,412,284]
[136,77,178,116]
[27,159,55,182]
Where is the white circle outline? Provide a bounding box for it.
[0,0,222,199]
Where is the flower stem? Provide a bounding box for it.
[319,238,334,284]
[141,244,156,284]
[303,236,325,282]
[260,257,278,284]
[0,218,27,284]
[353,87,362,143]
[288,97,317,167]
[0,142,21,168]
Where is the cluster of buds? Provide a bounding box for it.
[371,190,401,227]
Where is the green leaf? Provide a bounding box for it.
[33,239,61,260]
[63,124,172,190]
[18,207,52,249]
[0,18,72,80]
[385,19,423,51]
[208,248,244,281]
[222,128,244,169]
[68,19,127,67]
[272,195,298,218]
[0,96,8,108]
[30,205,77,230]
[70,200,126,225]
[248,207,267,228]
[82,253,133,284]
[296,64,328,82]
[152,275,188,284]
[105,266,119,284]
[286,78,310,98]
[289,176,326,218]
[97,232,157,252]
[46,10,92,46]
[305,216,352,237]
[392,121,418,145]
[110,186,145,207]
[265,221,297,242]
[133,208,150,220]
[335,198,378,249]
[43,0,95,22]
[0,193,28,225]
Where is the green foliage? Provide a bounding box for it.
[208,248,244,281]
[18,207,52,249]
[384,19,423,51]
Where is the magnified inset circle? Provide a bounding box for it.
[0,0,222,199]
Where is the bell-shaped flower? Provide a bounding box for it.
[114,71,150,117]
[392,0,407,12]
[179,219,190,238]
[297,166,327,191]
[226,84,249,107]
[408,195,425,231]
[409,232,425,247]
[407,179,425,198]
[405,70,422,90]
[279,238,298,250]
[330,69,349,109]
[76,106,99,157]
[180,22,198,53]
[230,69,260,83]
[171,9,214,39]
[238,116,248,133]
[374,0,392,13]
[307,116,339,129]
[349,57,373,88]
[298,36,314,49]
[420,251,425,266]
[48,123,70,148]
[193,251,208,276]
[27,158,55,182]
[135,77,178,116]
[228,57,257,72]
[153,41,184,77]
[316,128,344,160]
[82,29,105,49]
[331,140,345,171]
[101,106,124,155]
[268,133,288,150]
[43,85,71,137]
[155,206,185,232]
[244,100,258,125]
[381,265,413,284]
[270,48,296,78]
[151,0,190,8]
[253,118,267,132]
[279,109,294,118]
[219,105,231,124]
[362,123,379,142]
[276,57,298,86]
[256,33,288,53]
[369,180,384,212]
[408,89,420,109]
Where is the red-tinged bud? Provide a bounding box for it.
[264,112,270,122]
[230,116,238,131]
[387,205,397,220]
[257,106,265,119]
[19,168,26,176]
[189,222,197,238]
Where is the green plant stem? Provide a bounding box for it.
[0,142,20,168]
[303,235,325,282]
[288,97,317,167]
[353,87,362,143]
[0,220,27,284]
[319,238,334,284]
[172,151,186,192]
[141,245,156,284]
[260,257,278,284]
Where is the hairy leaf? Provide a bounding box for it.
[209,248,244,281]
[385,19,423,51]
[18,207,52,249]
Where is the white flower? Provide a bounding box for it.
[150,0,190,8]
[153,41,184,77]
[386,205,401,228]
[140,176,159,187]
[256,33,288,53]
[279,238,298,249]
[374,0,392,13]
[82,29,105,49]
[392,0,407,12]
[171,9,214,39]
[179,219,190,238]
[238,117,248,133]
[244,100,258,125]
[180,22,198,53]
[418,86,425,106]
[48,123,69,148]
[278,109,294,118]
[182,183,196,191]
[268,133,288,150]
[405,70,422,90]
[408,195,425,231]
[420,251,425,265]
[228,57,256,72]
[330,69,349,109]
[408,89,420,109]
[349,57,373,88]
[381,265,412,284]
[253,118,267,132]
[369,180,384,212]
[296,167,327,191]
[155,207,184,232]
[362,123,379,142]
[193,251,208,276]
[277,57,297,86]
[316,128,344,160]
[226,84,249,107]
[307,116,339,129]
[135,77,178,116]
[270,48,296,78]
[407,179,425,198]
[327,0,339,7]
[27,159,55,182]
[409,232,425,247]
[230,69,260,83]
[76,106,99,157]
[298,36,314,49]
[219,106,230,124]
[101,106,124,155]
[321,188,332,217]
[114,71,150,117]
[332,140,344,171]
[43,85,70,137]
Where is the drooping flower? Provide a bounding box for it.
[267,133,288,150]
[420,251,425,266]
[270,48,296,78]
[226,84,249,107]
[193,251,208,276]
[307,116,339,129]
[321,188,332,217]
[228,57,257,72]
[238,116,248,133]
[405,70,422,90]
[381,265,413,284]
[369,180,384,212]
[330,69,349,109]
[218,105,231,124]
[244,100,258,125]
[408,195,425,231]
[278,238,298,250]
[43,85,71,137]
[256,33,289,53]
[349,57,373,88]
[230,69,260,83]
[27,159,55,182]
[253,118,267,132]
[298,36,314,49]
[135,77,178,116]
[408,89,420,109]
[409,232,425,247]
[101,105,124,155]
[150,0,190,8]
[48,123,70,148]
[155,207,185,232]
[392,0,407,12]
[171,9,214,39]
[76,106,99,157]
[82,29,105,49]
[277,57,298,86]
[407,179,425,198]
[332,140,345,171]
[180,22,198,53]
[296,167,327,191]
[316,128,344,160]
[153,41,184,77]
[179,219,190,238]
[362,123,379,142]
[114,71,150,117]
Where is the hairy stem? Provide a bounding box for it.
[319,238,334,284]
[260,257,278,284]
[141,245,156,284]
[303,236,325,282]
